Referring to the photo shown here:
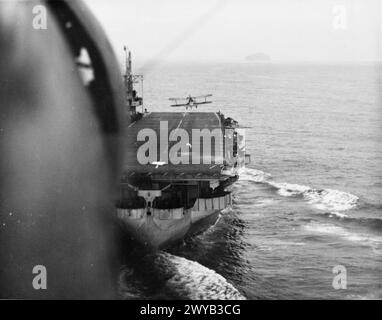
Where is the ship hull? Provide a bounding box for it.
[117,207,224,249]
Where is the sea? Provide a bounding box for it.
[118,62,382,300]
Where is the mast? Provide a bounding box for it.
[124,46,133,100]
[123,46,144,119]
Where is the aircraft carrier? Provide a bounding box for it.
[116,50,249,249]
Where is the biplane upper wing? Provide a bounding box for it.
[192,94,213,99]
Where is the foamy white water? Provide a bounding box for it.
[304,189,359,212]
[157,252,246,300]
[269,181,311,197]
[242,168,359,214]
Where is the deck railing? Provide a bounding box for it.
[193,194,231,211]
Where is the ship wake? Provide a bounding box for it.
[239,168,359,215]
[118,251,246,300]
[154,252,246,300]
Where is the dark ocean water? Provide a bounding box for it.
[119,62,382,300]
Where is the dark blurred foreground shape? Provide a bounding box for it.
[0,0,126,299]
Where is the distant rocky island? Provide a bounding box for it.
[245,53,271,62]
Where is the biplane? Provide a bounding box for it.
[169,94,212,109]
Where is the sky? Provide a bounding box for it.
[85,0,382,67]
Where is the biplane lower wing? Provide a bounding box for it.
[170,101,212,107]
[170,103,189,107]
